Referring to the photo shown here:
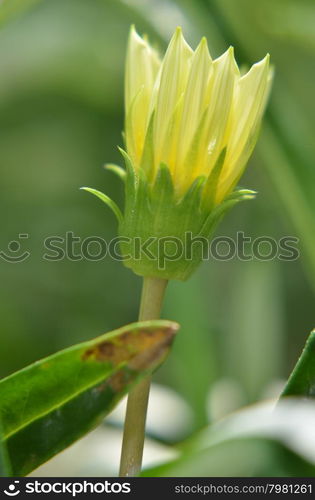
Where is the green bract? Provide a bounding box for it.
[119,149,256,280]
[83,149,255,280]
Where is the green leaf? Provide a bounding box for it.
[143,437,315,477]
[81,187,123,224]
[258,125,315,286]
[143,400,315,476]
[0,420,11,477]
[0,319,179,476]
[281,329,315,398]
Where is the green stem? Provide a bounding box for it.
[119,276,168,477]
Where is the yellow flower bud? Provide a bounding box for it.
[83,26,272,281]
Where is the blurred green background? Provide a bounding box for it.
[0,0,315,473]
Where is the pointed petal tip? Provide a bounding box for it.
[168,25,193,54]
[128,24,147,49]
[214,45,240,76]
[129,24,138,40]
[215,45,236,63]
[241,53,271,81]
[195,35,211,58]
[260,53,270,67]
[221,45,235,59]
[170,26,183,43]
[197,36,210,52]
[254,53,270,69]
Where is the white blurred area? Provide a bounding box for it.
[30,383,193,477]
[199,399,315,466]
[206,377,286,422]
[108,382,193,440]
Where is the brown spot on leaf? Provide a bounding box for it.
[81,323,179,375]
[83,324,179,396]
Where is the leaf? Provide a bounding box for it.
[0,420,11,477]
[0,319,179,476]
[281,329,315,398]
[258,125,315,286]
[143,437,315,477]
[143,399,315,476]
[80,187,123,224]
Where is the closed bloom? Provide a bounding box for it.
[83,27,273,280]
[125,26,272,206]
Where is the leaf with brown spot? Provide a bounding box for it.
[0,320,179,476]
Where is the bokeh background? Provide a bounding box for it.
[0,0,314,475]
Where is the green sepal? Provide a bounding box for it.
[180,175,206,212]
[104,163,126,181]
[226,188,257,201]
[116,150,255,280]
[118,146,136,199]
[151,163,175,231]
[81,187,123,224]
[201,148,227,212]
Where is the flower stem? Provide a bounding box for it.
[119,276,168,477]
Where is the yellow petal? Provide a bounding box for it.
[227,54,270,162]
[158,94,185,176]
[153,27,193,170]
[176,37,213,171]
[194,47,239,179]
[125,26,160,164]
[217,54,271,201]
[125,26,160,114]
